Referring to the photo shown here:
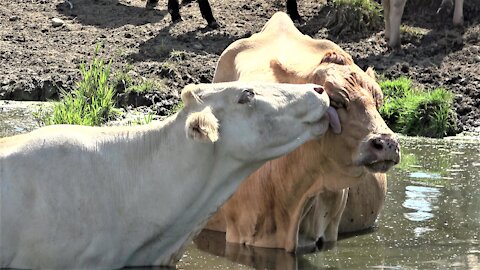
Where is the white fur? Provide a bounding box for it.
[0,82,329,269]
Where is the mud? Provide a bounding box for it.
[0,0,478,130]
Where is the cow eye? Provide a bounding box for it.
[238,89,255,104]
[330,98,347,109]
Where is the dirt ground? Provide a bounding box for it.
[1,0,479,131]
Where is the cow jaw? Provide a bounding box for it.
[364,160,398,173]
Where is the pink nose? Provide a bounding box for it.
[368,134,400,164]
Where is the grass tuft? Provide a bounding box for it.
[37,45,117,126]
[113,65,167,95]
[379,77,458,138]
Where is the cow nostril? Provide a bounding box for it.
[314,86,324,94]
[371,138,384,151]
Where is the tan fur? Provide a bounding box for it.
[339,173,387,233]
[205,12,399,252]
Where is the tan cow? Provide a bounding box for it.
[0,82,331,269]
[205,12,400,252]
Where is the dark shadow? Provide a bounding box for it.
[129,25,239,63]
[338,226,378,241]
[56,0,167,28]
[193,229,336,270]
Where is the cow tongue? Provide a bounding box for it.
[327,107,341,134]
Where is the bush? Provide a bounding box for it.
[379,77,458,138]
[38,45,117,126]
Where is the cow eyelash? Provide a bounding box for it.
[330,99,347,109]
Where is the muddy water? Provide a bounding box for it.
[0,101,45,138]
[180,136,480,270]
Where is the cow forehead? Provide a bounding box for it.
[320,64,380,98]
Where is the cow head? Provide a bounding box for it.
[270,58,400,177]
[181,82,331,162]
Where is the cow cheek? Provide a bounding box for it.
[331,109,367,162]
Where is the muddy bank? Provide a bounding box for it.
[1,0,479,131]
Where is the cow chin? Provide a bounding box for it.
[364,160,396,173]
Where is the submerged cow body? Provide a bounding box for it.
[205,12,400,252]
[0,82,331,269]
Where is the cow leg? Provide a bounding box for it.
[452,0,464,26]
[168,0,182,23]
[323,189,348,242]
[286,0,303,22]
[386,0,407,49]
[197,0,219,28]
[382,0,391,41]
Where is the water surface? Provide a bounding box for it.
[180,136,480,270]
[0,101,44,137]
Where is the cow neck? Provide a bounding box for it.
[97,111,214,266]
[122,111,266,266]
[316,135,368,190]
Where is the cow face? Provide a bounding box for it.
[181,82,331,162]
[270,59,400,176]
[312,64,401,175]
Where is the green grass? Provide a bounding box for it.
[113,66,166,94]
[169,49,187,61]
[36,45,118,126]
[34,45,179,126]
[379,77,458,138]
[327,0,383,37]
[167,101,184,116]
[400,25,429,37]
[126,112,154,126]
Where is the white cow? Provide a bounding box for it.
[0,82,331,269]
[383,0,464,48]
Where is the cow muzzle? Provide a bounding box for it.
[357,134,401,173]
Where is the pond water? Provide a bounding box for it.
[0,101,44,138]
[178,136,480,270]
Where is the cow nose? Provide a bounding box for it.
[368,134,400,164]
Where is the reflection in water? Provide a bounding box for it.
[403,185,439,222]
[408,172,442,179]
[178,136,480,269]
[191,230,324,270]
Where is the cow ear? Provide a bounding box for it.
[181,84,202,107]
[364,68,384,109]
[185,106,219,143]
